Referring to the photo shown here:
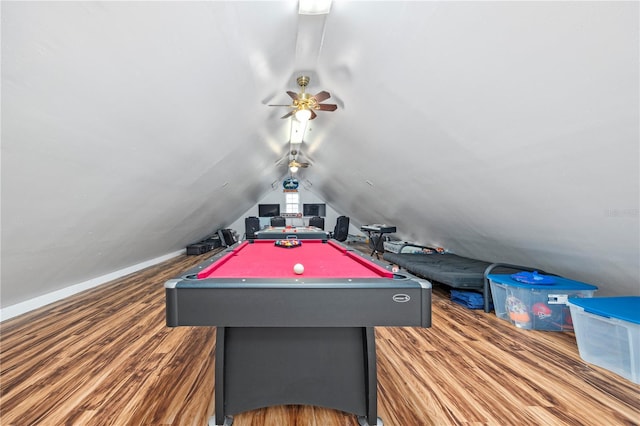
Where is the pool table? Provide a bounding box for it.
[165,239,431,426]
[254,225,329,240]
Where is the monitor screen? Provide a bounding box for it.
[303,203,326,217]
[258,204,280,217]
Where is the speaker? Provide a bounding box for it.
[245,216,260,240]
[332,216,349,242]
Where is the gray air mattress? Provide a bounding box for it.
[382,252,518,289]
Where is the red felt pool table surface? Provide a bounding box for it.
[197,239,393,279]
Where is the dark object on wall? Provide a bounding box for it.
[303,203,326,217]
[283,177,299,190]
[258,204,280,217]
[270,216,286,227]
[309,216,325,230]
[245,216,260,240]
[332,216,349,242]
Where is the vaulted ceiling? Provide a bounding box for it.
[2,1,638,312]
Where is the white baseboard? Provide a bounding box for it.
[0,249,185,322]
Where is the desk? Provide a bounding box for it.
[254,226,329,240]
[166,239,431,426]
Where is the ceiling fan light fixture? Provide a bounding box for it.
[294,108,312,122]
[286,154,309,174]
[299,0,332,15]
[269,76,336,122]
[289,159,304,173]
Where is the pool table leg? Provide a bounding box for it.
[211,326,382,425]
[212,327,232,426]
[208,415,233,426]
[358,326,383,426]
[358,416,384,426]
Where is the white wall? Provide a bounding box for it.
[2,2,637,315]
[228,179,364,239]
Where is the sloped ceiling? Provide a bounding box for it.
[1,1,638,310]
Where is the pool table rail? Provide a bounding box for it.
[165,276,431,328]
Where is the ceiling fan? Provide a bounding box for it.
[287,150,310,173]
[269,76,337,120]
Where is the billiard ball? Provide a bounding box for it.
[293,263,304,274]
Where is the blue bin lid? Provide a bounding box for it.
[568,296,640,324]
[487,273,598,290]
[510,271,556,284]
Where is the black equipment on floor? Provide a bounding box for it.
[218,229,237,247]
[186,234,222,255]
[245,216,260,240]
[332,216,350,242]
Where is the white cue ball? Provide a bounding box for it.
[293,263,304,274]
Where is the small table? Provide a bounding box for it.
[360,224,397,258]
[165,239,431,426]
[254,226,329,241]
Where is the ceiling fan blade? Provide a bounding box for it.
[281,111,295,119]
[317,103,337,111]
[290,159,310,168]
[287,91,299,100]
[268,104,294,107]
[309,110,318,120]
[313,91,331,103]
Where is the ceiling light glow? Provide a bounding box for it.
[295,108,312,122]
[290,118,307,144]
[299,0,332,15]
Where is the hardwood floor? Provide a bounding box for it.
[1,245,638,425]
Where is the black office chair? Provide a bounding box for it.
[309,216,325,230]
[332,216,349,242]
[270,216,286,227]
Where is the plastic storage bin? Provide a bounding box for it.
[568,297,640,384]
[488,273,597,331]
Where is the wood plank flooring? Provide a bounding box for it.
[1,244,639,425]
